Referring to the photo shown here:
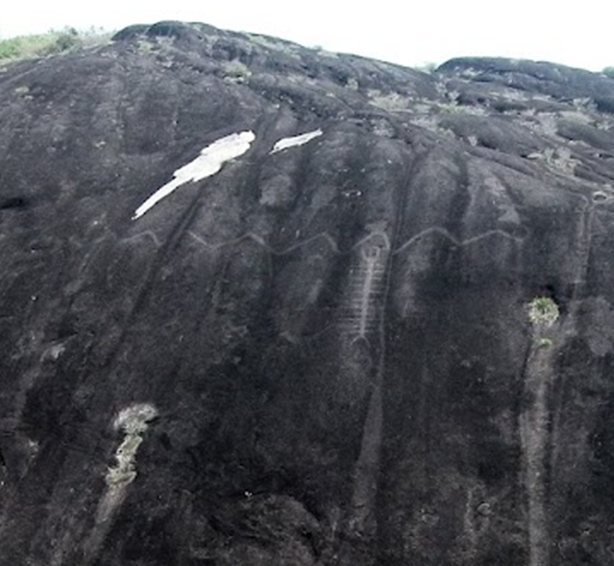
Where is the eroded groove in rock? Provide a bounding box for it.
[521,298,560,566]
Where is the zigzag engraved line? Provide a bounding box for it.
[393,227,524,255]
[128,225,522,258]
[187,230,340,255]
[122,231,162,248]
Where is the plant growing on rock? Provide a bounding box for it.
[0,27,109,65]
[528,296,559,329]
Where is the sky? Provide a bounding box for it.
[1,1,613,72]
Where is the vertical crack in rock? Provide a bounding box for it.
[571,196,595,293]
[547,192,596,561]
[133,131,255,219]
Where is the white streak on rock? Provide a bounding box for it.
[106,403,158,486]
[133,131,255,219]
[270,129,323,154]
[83,403,158,563]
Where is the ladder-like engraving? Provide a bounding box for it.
[341,233,390,344]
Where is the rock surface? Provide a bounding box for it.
[1,20,614,566]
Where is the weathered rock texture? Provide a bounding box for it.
[1,21,614,566]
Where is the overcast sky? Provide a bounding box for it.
[2,1,613,72]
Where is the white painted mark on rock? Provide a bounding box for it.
[270,129,323,154]
[133,131,255,219]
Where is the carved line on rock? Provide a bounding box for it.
[342,235,390,343]
[108,225,524,348]
[355,230,392,252]
[122,230,162,248]
[120,225,526,347]
[187,230,340,255]
[392,226,524,255]
[182,225,521,257]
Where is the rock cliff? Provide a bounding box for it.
[1,20,614,566]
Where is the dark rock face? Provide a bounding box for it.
[1,20,614,566]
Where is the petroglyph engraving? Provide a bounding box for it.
[182,226,522,343]
[340,232,391,345]
[123,230,162,248]
[181,225,521,258]
[187,230,340,255]
[393,227,524,255]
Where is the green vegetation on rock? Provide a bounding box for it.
[528,296,560,329]
[0,27,110,65]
